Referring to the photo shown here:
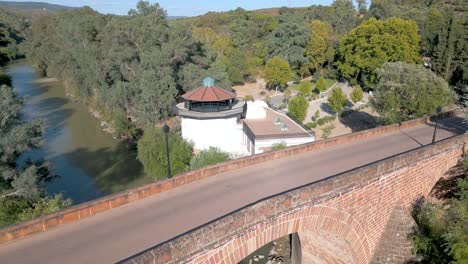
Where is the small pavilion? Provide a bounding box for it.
[177,77,247,155]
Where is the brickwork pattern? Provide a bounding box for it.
[2,111,458,244]
[122,135,466,264]
[371,206,418,264]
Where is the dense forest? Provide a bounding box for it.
[21,0,467,133]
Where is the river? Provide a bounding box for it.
[7,63,151,204]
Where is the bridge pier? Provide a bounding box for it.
[290,233,302,264]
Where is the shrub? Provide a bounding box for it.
[412,178,468,263]
[316,77,327,92]
[351,85,364,103]
[314,110,320,119]
[298,81,313,98]
[288,96,308,123]
[316,115,336,126]
[245,95,254,102]
[328,87,347,113]
[271,143,287,151]
[306,122,317,129]
[189,147,230,170]
[137,126,193,179]
[321,124,335,139]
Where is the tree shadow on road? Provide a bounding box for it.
[339,110,379,132]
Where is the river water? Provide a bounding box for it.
[7,63,151,204]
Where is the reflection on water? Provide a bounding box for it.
[7,63,151,204]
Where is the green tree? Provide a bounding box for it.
[305,20,334,73]
[137,126,193,179]
[412,177,468,263]
[0,85,71,227]
[328,87,347,113]
[288,95,308,123]
[265,56,292,91]
[350,85,364,103]
[371,62,455,125]
[316,77,327,92]
[337,17,421,86]
[298,81,313,98]
[331,0,358,35]
[266,14,310,74]
[188,147,230,170]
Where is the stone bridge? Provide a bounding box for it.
[0,112,466,264]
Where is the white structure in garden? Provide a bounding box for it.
[177,77,314,156]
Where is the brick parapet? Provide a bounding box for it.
[122,134,466,264]
[0,110,463,244]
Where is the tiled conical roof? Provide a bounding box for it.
[182,86,236,102]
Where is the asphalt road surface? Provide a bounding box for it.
[0,117,466,264]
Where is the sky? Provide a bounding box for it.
[5,0,335,16]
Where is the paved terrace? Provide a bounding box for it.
[0,116,466,264]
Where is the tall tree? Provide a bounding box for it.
[331,0,358,35]
[337,17,421,86]
[137,126,193,179]
[305,20,335,73]
[264,56,292,91]
[288,95,308,123]
[371,62,455,124]
[266,14,310,75]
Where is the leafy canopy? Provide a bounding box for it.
[0,85,71,227]
[337,17,421,85]
[350,85,364,104]
[288,95,308,123]
[328,87,347,113]
[371,62,454,125]
[264,56,292,88]
[189,147,230,171]
[137,126,193,179]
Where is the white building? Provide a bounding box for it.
[243,101,315,155]
[177,78,314,156]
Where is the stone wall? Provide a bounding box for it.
[121,134,467,264]
[0,110,462,245]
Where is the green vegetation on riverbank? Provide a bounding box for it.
[411,156,468,263]
[0,83,71,228]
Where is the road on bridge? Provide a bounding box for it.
[0,117,466,264]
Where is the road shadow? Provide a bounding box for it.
[339,110,379,132]
[433,116,468,135]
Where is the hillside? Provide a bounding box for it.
[0,1,74,11]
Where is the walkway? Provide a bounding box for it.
[0,117,466,264]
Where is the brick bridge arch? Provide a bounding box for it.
[124,135,466,264]
[193,205,371,264]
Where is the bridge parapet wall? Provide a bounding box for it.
[122,134,466,264]
[0,110,464,245]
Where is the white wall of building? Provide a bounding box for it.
[245,100,267,119]
[181,117,248,156]
[252,137,315,155]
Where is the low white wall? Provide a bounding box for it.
[254,137,315,154]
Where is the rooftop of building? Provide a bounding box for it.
[243,101,313,140]
[182,77,237,102]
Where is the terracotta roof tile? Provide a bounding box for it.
[182,86,236,102]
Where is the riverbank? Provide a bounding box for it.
[7,63,151,204]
